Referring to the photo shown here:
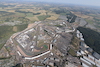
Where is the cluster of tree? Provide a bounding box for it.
[77,27,100,54]
[0,11,9,14]
[55,25,63,28]
[70,7,99,15]
[43,6,51,10]
[0,11,14,17]
[70,15,77,23]
[15,10,32,14]
[4,17,29,23]
[33,13,40,15]
[15,10,40,15]
[4,17,12,22]
[0,4,15,8]
[12,63,23,67]
[94,17,100,22]
[17,17,29,23]
[67,13,77,23]
[0,4,8,7]
[53,8,70,14]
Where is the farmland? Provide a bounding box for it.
[0,2,69,23]
[0,24,28,50]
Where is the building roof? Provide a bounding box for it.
[83,56,95,65]
[92,52,100,60]
[80,42,86,47]
[86,48,93,53]
[82,63,90,67]
[88,55,94,60]
[77,30,80,34]
[80,58,91,65]
[80,42,87,51]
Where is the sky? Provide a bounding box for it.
[2,0,100,7]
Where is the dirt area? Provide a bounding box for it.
[33,49,40,52]
[86,24,96,29]
[79,18,87,27]
[59,15,68,20]
[71,11,92,19]
[27,23,37,28]
[17,46,29,57]
[13,26,18,32]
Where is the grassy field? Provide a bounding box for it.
[26,13,34,17]
[85,19,94,24]
[37,40,48,50]
[0,44,5,50]
[0,26,14,39]
[0,3,63,23]
[71,11,91,18]
[68,48,76,56]
[0,24,28,40]
[14,12,26,17]
[46,12,60,20]
[26,16,39,21]
[0,26,14,50]
[15,24,28,32]
[38,15,50,21]
[0,24,28,50]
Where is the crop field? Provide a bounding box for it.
[46,12,60,20]
[26,13,34,17]
[38,15,50,21]
[0,3,65,24]
[71,11,90,18]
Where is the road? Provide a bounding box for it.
[24,51,51,60]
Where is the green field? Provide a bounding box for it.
[85,19,94,24]
[0,26,14,39]
[15,24,28,32]
[68,49,76,56]
[38,15,50,21]
[0,2,71,23]
[0,24,28,50]
[26,13,34,17]
[0,44,4,50]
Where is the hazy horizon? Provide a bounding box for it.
[1,0,100,7]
